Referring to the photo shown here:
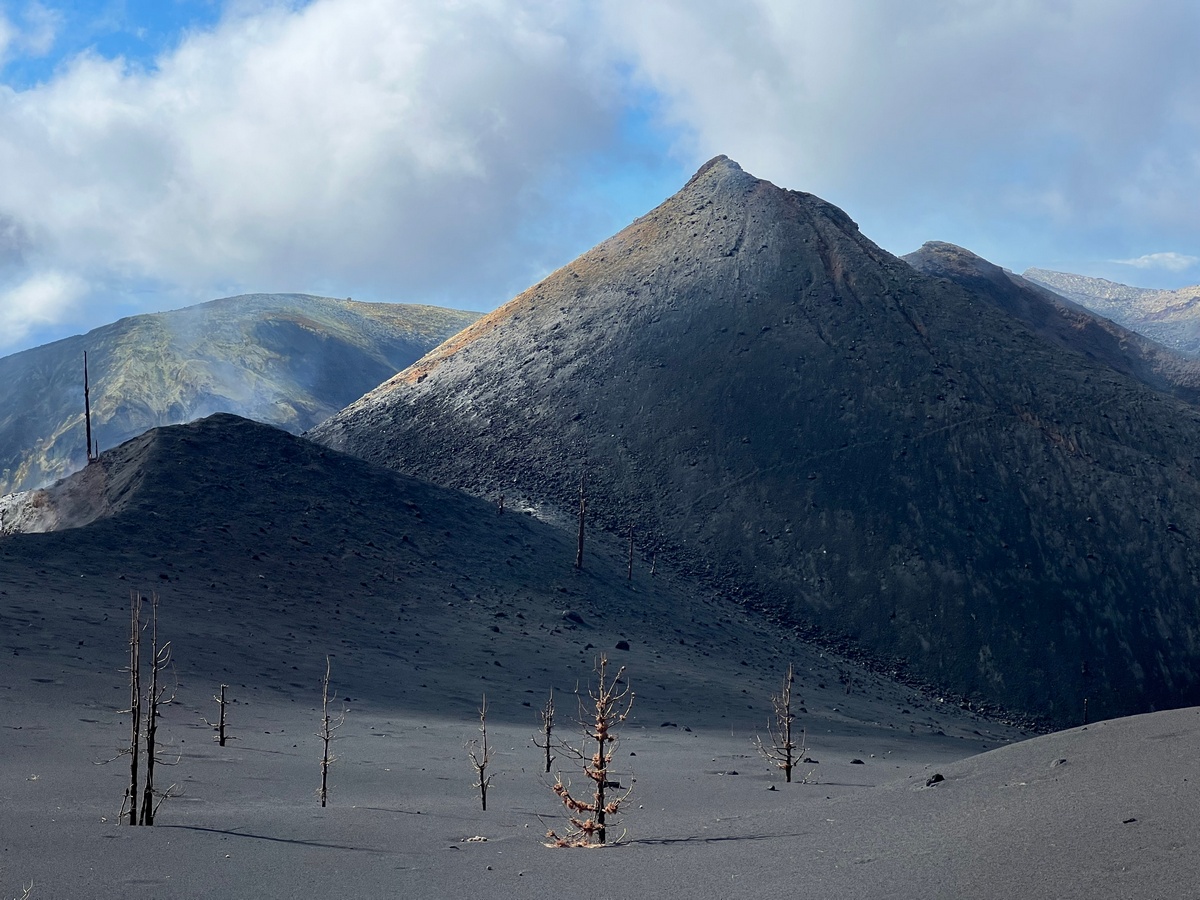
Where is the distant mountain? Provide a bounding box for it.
[0,293,479,495]
[314,156,1200,725]
[907,243,1200,404]
[1023,268,1200,355]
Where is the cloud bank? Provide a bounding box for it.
[1113,252,1199,273]
[1,0,1199,353]
[0,0,672,350]
[605,0,1200,274]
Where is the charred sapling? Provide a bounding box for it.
[317,656,346,807]
[202,684,232,746]
[754,662,809,783]
[546,655,634,847]
[532,689,556,774]
[468,695,496,811]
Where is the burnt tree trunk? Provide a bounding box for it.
[534,689,555,774]
[139,593,171,825]
[84,351,94,464]
[127,592,141,826]
[575,472,586,570]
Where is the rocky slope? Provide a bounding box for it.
[0,412,981,736]
[313,156,1200,725]
[0,293,478,495]
[907,243,1200,404]
[1023,268,1200,355]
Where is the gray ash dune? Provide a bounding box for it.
[313,156,1200,725]
[2,411,957,729]
[0,293,479,496]
[0,412,1194,900]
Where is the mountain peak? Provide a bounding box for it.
[314,162,1200,724]
[685,153,745,184]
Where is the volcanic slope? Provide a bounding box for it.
[2,411,980,731]
[0,293,479,496]
[905,242,1200,404]
[11,414,1195,900]
[314,156,1200,726]
[1024,268,1200,355]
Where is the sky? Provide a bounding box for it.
[0,0,1198,356]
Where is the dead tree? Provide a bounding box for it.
[627,524,634,580]
[317,656,346,807]
[139,593,173,825]
[115,591,175,825]
[574,471,586,570]
[83,350,94,464]
[532,689,556,774]
[202,684,232,746]
[546,655,634,847]
[468,695,495,811]
[125,591,142,825]
[754,662,808,783]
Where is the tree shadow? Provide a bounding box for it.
[159,824,388,853]
[628,831,808,846]
[355,805,426,816]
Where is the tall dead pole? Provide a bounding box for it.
[83,351,94,463]
[627,524,635,580]
[127,591,142,825]
[575,471,586,570]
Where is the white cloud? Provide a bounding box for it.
[0,269,86,350]
[4,0,1200,352]
[0,0,641,347]
[0,12,15,65]
[0,2,60,65]
[602,0,1200,267]
[1113,252,1199,272]
[19,2,60,56]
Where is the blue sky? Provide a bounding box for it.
[1,0,1198,355]
[1,0,222,86]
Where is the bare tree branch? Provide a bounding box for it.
[753,663,813,784]
[317,656,346,807]
[532,689,556,774]
[201,684,233,746]
[545,655,635,847]
[467,694,496,811]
